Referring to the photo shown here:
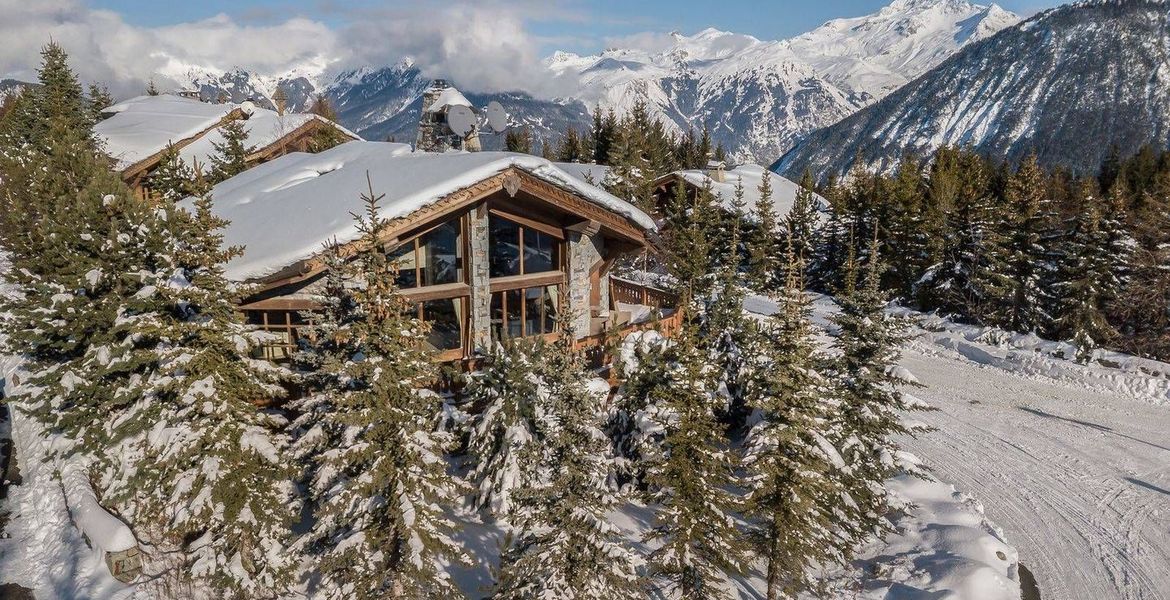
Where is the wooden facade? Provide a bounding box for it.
[238,166,678,367]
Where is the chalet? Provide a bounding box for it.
[651,162,825,222]
[94,94,359,199]
[201,140,675,363]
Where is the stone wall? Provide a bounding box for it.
[468,206,492,351]
[567,230,605,338]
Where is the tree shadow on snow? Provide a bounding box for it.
[1015,407,1170,452]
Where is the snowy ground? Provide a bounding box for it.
[748,294,1170,600]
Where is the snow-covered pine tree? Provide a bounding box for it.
[702,183,753,424]
[742,244,849,599]
[87,83,113,124]
[882,157,930,299]
[307,94,348,153]
[294,178,466,599]
[149,143,197,202]
[608,330,673,489]
[828,232,929,546]
[999,154,1058,333]
[208,118,254,184]
[463,339,545,517]
[98,185,299,594]
[505,127,533,154]
[916,148,1011,322]
[146,78,160,96]
[784,169,821,276]
[641,323,747,599]
[1051,179,1122,360]
[494,307,643,599]
[602,104,654,215]
[746,170,782,292]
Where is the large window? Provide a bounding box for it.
[389,219,464,288]
[386,216,469,357]
[490,284,560,340]
[488,214,561,277]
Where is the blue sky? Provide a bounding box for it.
[90,0,1062,55]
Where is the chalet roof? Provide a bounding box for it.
[660,163,826,222]
[195,141,656,282]
[94,94,360,172]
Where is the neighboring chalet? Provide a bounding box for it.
[201,141,673,363]
[652,161,825,221]
[94,94,358,199]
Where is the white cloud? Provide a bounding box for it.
[0,0,340,97]
[0,0,589,99]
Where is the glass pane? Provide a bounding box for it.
[506,288,523,338]
[523,229,558,274]
[489,215,521,277]
[524,287,543,336]
[491,292,504,342]
[422,298,462,351]
[543,285,559,334]
[418,220,461,286]
[387,241,417,288]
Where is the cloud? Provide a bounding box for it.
[0,0,584,99]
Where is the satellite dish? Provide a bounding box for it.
[485,101,508,133]
[446,105,477,138]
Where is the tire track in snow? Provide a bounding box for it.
[897,349,1170,600]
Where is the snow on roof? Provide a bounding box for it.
[425,87,473,113]
[672,163,825,222]
[95,95,236,169]
[95,94,360,171]
[197,142,656,282]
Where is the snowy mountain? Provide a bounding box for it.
[775,0,1170,179]
[152,0,1014,161]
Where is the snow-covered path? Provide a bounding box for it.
[899,346,1170,600]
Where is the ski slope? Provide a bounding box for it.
[899,340,1170,600]
[754,295,1170,600]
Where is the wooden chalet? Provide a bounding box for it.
[200,141,678,365]
[93,94,358,199]
[651,162,824,221]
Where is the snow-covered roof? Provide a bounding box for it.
[95,95,237,169]
[425,87,473,113]
[94,94,360,172]
[669,163,825,221]
[197,142,656,282]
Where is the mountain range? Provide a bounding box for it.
[775,0,1170,179]
[151,0,1018,162]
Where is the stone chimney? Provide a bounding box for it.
[706,159,727,183]
[416,79,480,153]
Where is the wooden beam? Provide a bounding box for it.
[565,219,601,236]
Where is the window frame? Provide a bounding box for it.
[490,284,562,341]
[487,210,565,279]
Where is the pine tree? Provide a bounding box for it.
[293,179,467,599]
[641,326,747,599]
[828,232,928,546]
[602,108,654,214]
[999,154,1057,333]
[307,93,347,153]
[494,309,643,599]
[101,190,297,598]
[208,118,254,183]
[784,169,820,276]
[1052,179,1126,360]
[87,83,114,123]
[146,78,160,96]
[505,126,533,154]
[746,170,782,292]
[463,339,544,517]
[742,244,848,599]
[149,143,196,202]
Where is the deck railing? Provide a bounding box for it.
[609,275,678,309]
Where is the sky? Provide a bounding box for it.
[89,0,1061,55]
[2,0,1063,98]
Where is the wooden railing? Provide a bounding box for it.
[610,276,678,309]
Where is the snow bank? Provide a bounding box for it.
[0,408,130,599]
[60,461,137,553]
[893,307,1170,406]
[194,141,656,281]
[860,453,1020,600]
